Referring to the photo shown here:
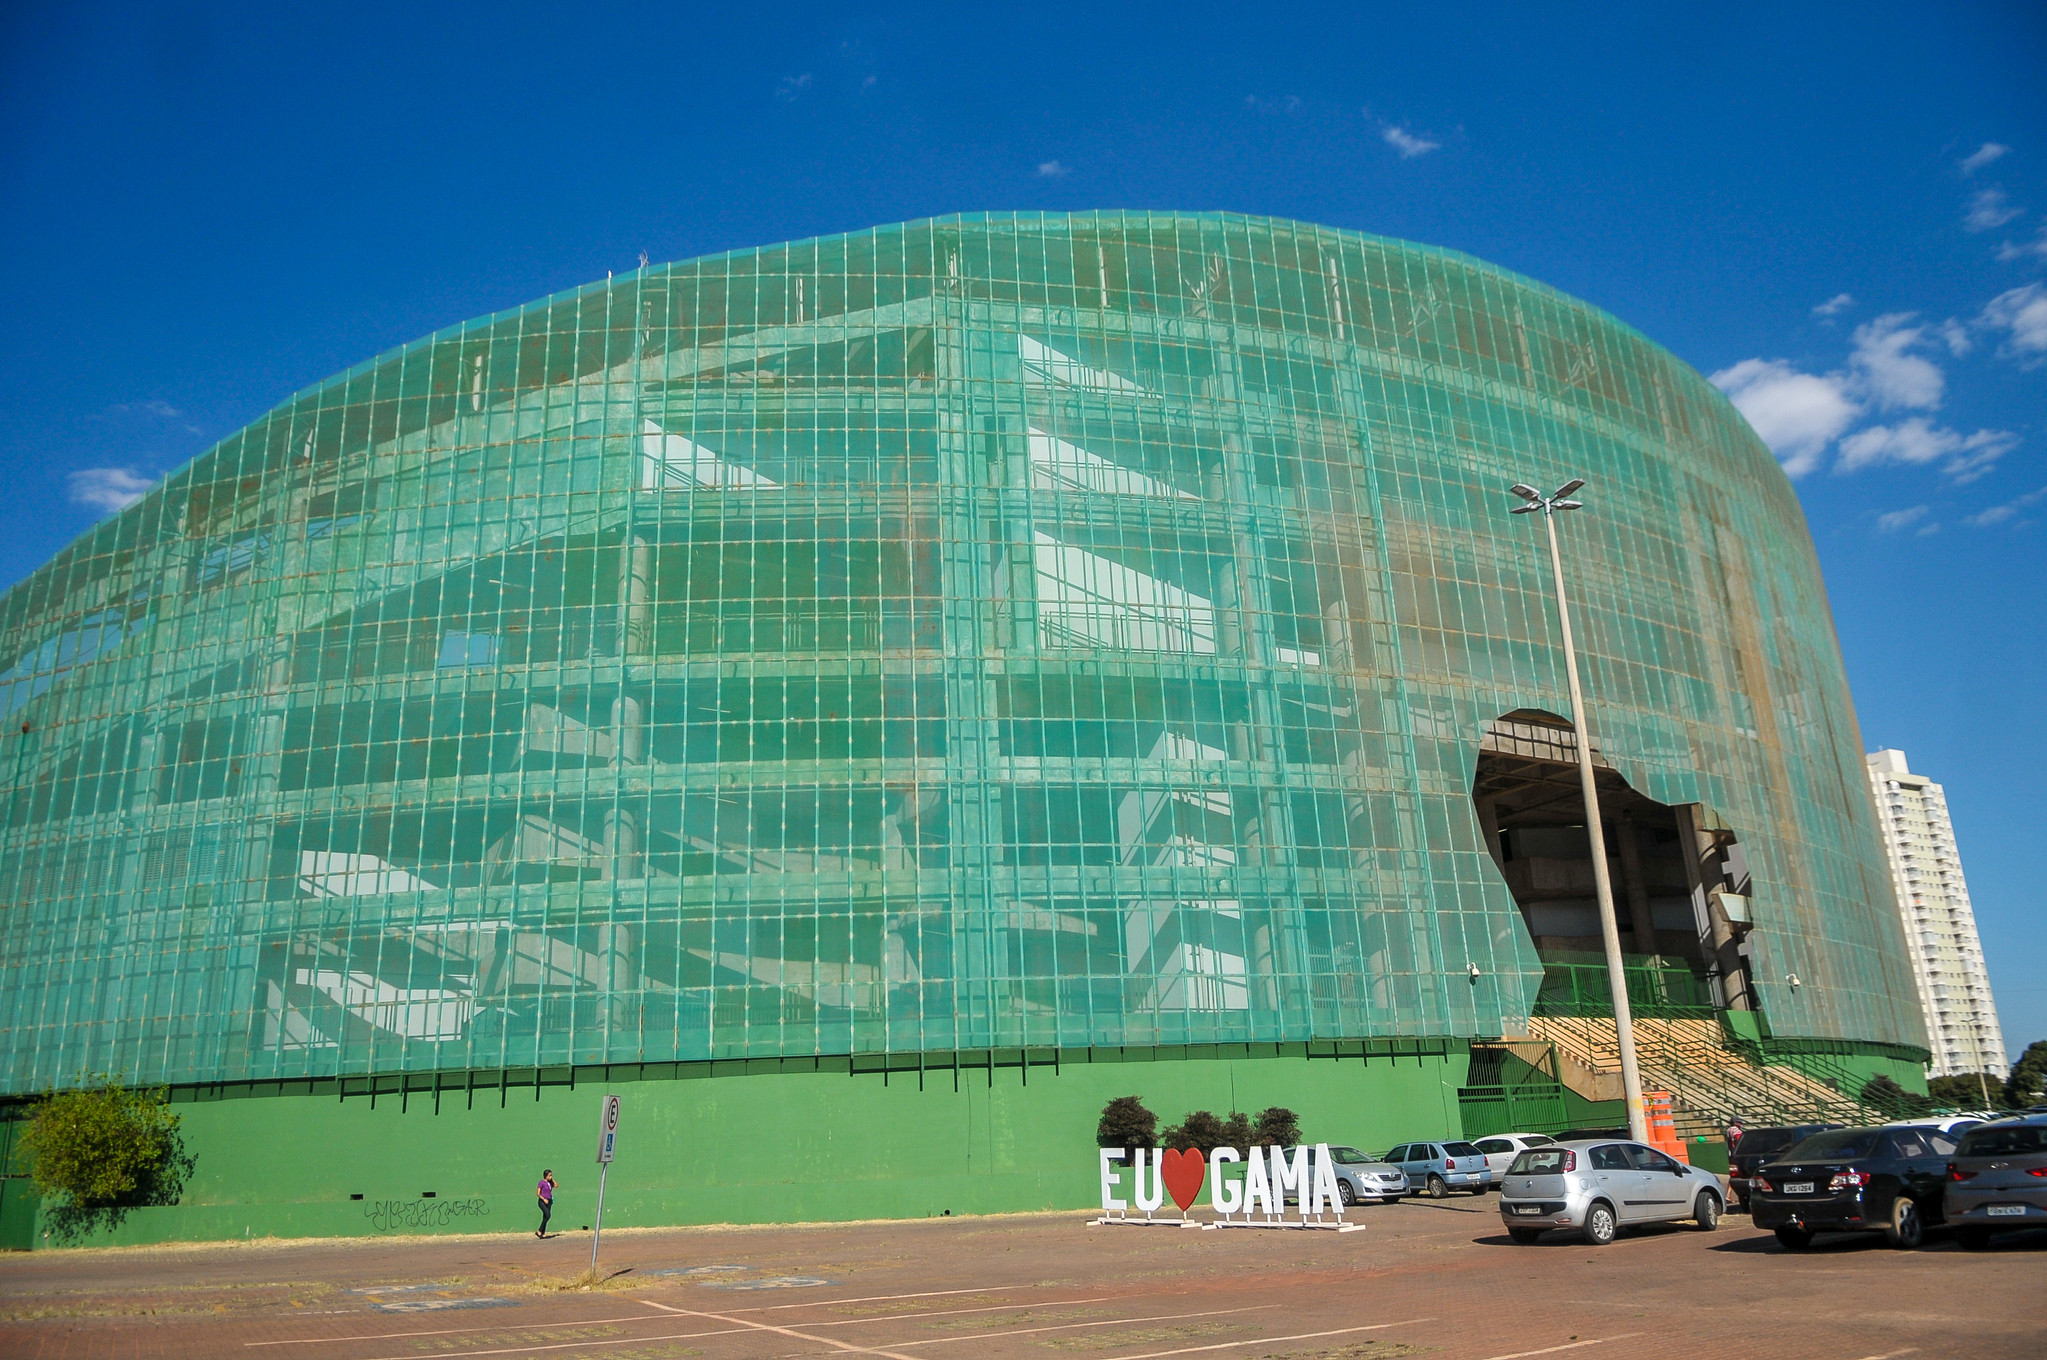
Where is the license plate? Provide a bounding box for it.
[1513,1206,1542,1216]
[1784,1182,1814,1194]
[1987,1205,2025,1217]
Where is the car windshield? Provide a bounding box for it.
[1785,1129,1881,1160]
[1522,1135,1555,1147]
[1328,1146,1373,1164]
[1958,1125,2047,1156]
[1510,1149,1570,1175]
[1443,1142,1483,1158]
[1734,1128,1803,1155]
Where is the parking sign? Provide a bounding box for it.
[596,1094,620,1164]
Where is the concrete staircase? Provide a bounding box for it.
[1524,1014,1876,1139]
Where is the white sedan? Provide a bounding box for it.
[1473,1132,1558,1188]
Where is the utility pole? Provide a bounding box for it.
[1510,479,1649,1144]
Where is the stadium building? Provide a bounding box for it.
[0,213,1929,1245]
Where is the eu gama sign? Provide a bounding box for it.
[1095,1145,1365,1232]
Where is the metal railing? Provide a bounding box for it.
[1532,959,1717,1018]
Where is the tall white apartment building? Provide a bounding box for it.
[1865,749,2005,1078]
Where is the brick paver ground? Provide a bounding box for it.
[0,1201,2039,1360]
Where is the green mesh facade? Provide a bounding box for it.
[0,212,1924,1093]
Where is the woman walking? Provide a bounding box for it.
[535,1169,556,1238]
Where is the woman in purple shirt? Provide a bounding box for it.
[536,1170,555,1237]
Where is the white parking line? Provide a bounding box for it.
[1099,1317,1437,1360]
[326,1302,1138,1360]
[884,1305,1275,1348]
[244,1286,1104,1346]
[1474,1334,1644,1360]
[634,1295,921,1360]
[1847,1351,1920,1360]
[244,1312,666,1346]
[748,1284,1032,1312]
[814,1296,1115,1327]
[352,1326,757,1360]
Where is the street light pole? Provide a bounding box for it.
[1510,479,1649,1144]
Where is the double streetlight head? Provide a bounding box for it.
[1509,478,1586,515]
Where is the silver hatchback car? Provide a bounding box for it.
[1499,1139,1725,1245]
[1280,1145,1411,1204]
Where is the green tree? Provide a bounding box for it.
[18,1077,192,1241]
[1161,1109,1256,1153]
[1859,1073,1931,1119]
[1096,1095,1158,1150]
[1926,1073,2006,1111]
[1251,1106,1302,1147]
[2007,1040,2047,1107]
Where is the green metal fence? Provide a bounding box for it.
[1533,958,1718,1018]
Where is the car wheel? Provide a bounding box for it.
[1583,1201,1617,1246]
[1692,1191,1720,1231]
[1956,1227,1992,1252]
[1508,1227,1543,1244]
[1774,1226,1813,1251]
[1885,1196,1923,1249]
[1338,1180,1357,1207]
[1426,1174,1448,1199]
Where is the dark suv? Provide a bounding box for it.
[1749,1125,1957,1249]
[1728,1123,1842,1209]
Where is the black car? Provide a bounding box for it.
[1727,1123,1842,1208]
[1749,1125,1958,1249]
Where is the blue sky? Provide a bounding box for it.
[2,2,2041,1060]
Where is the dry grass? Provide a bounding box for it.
[517,1266,644,1293]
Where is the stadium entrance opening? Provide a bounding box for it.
[1471,710,1756,1010]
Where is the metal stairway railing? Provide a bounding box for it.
[1528,1013,1882,1136]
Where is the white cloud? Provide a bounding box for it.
[1977,283,2047,364]
[1875,505,1930,533]
[1811,293,1854,318]
[1995,223,2047,261]
[1968,484,2047,527]
[108,399,183,419]
[69,467,155,514]
[1959,143,2010,176]
[1710,358,1861,477]
[774,73,812,101]
[1934,318,1973,356]
[1964,186,2023,232]
[1848,313,1946,410]
[1381,125,1440,159]
[1835,418,2016,483]
[1036,160,1069,178]
[101,398,201,435]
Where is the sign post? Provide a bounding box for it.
[591,1095,620,1272]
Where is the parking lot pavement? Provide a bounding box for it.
[1,1203,2040,1360]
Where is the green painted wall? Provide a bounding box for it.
[25,1048,1470,1249]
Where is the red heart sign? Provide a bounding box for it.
[1160,1147,1206,1211]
